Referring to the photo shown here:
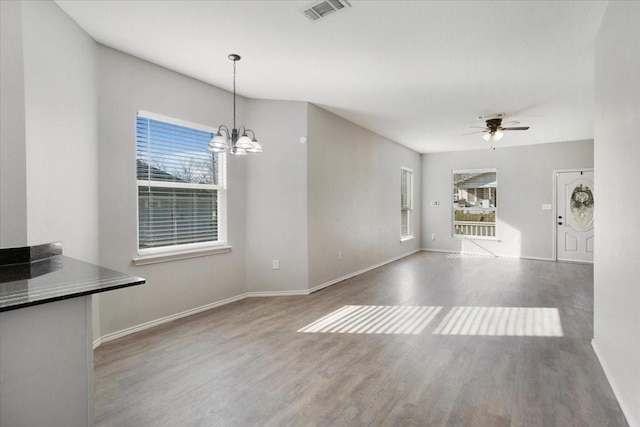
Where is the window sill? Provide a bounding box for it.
[400,236,415,242]
[133,245,232,266]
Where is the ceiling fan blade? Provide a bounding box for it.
[469,126,487,129]
[502,121,520,126]
[502,126,530,131]
[462,130,486,136]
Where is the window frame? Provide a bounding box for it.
[133,110,228,265]
[452,168,498,240]
[401,167,414,241]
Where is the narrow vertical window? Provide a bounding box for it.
[136,111,226,254]
[401,167,414,239]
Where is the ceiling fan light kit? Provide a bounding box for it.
[483,130,504,141]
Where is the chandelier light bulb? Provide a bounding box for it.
[231,147,247,156]
[246,140,263,153]
[236,133,254,149]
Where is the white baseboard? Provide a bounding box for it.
[308,249,422,294]
[96,293,248,347]
[421,248,455,254]
[422,248,555,262]
[592,340,637,427]
[248,290,309,297]
[520,255,555,262]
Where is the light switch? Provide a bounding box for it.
[542,204,552,210]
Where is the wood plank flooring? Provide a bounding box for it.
[94,252,628,426]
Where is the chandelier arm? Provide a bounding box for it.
[217,124,230,135]
[244,129,257,139]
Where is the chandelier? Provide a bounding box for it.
[207,54,262,155]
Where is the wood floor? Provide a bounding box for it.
[94,252,628,426]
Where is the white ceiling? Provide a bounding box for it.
[55,0,607,153]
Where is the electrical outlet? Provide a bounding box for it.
[272,260,280,270]
[337,251,342,260]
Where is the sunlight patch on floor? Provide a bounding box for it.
[298,305,442,335]
[432,306,563,336]
[446,253,496,259]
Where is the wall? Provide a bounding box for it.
[1,2,99,424]
[0,1,28,248]
[245,100,309,293]
[421,140,593,260]
[96,45,248,337]
[593,2,640,426]
[307,104,422,289]
[21,0,99,263]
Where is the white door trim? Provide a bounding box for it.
[552,168,594,262]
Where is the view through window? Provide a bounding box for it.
[453,169,497,238]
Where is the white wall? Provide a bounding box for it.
[96,45,248,337]
[421,140,593,259]
[593,2,640,426]
[0,1,28,247]
[307,104,422,289]
[21,0,99,264]
[245,100,309,293]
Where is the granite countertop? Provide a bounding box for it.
[0,244,145,312]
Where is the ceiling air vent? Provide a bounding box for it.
[301,0,351,22]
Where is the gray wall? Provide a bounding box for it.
[421,140,593,260]
[245,100,309,293]
[0,1,27,247]
[21,0,99,264]
[0,2,99,424]
[307,104,422,289]
[594,2,640,425]
[96,45,249,337]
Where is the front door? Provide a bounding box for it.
[556,170,594,263]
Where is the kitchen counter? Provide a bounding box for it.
[1,252,145,312]
[0,243,145,427]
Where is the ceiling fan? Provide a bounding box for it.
[464,115,530,141]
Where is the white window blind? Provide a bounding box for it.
[136,113,225,252]
[401,168,413,238]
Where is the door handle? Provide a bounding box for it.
[558,222,563,225]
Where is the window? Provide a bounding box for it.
[452,169,497,238]
[401,167,414,239]
[136,111,226,255]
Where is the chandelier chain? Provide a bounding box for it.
[232,60,237,129]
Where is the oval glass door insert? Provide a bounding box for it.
[570,184,594,229]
